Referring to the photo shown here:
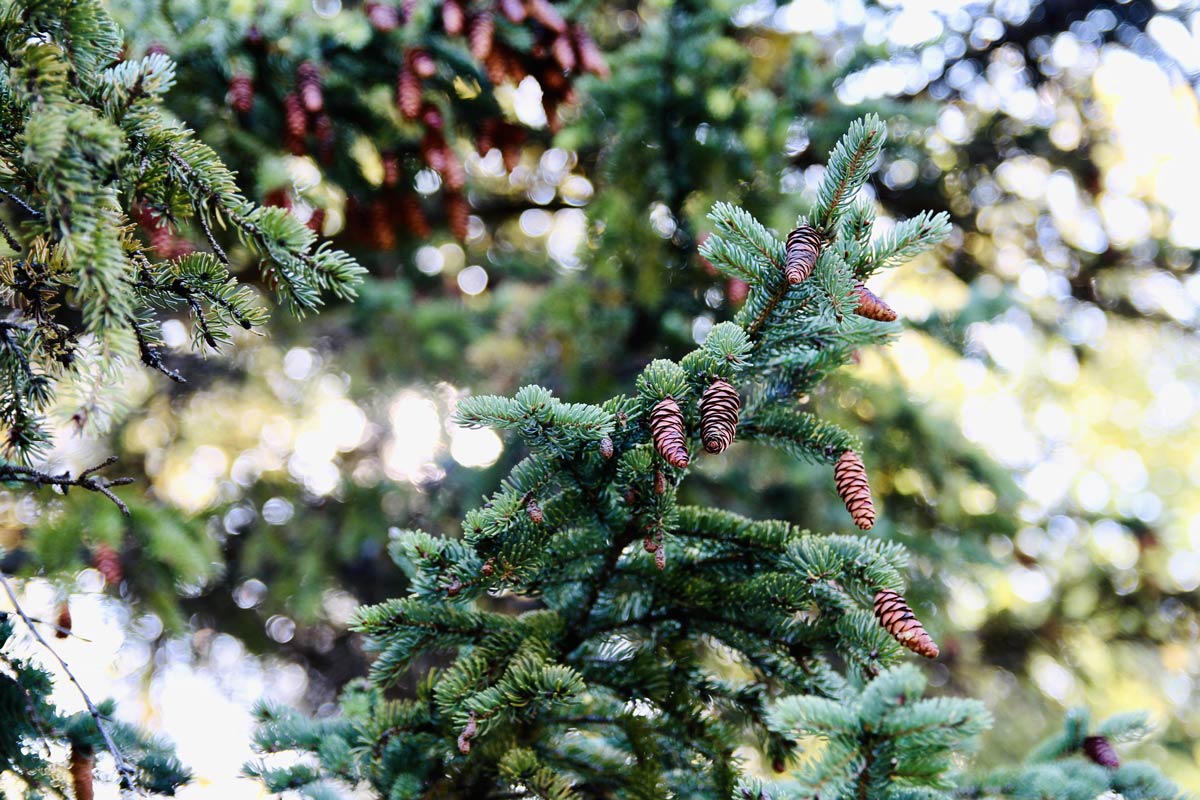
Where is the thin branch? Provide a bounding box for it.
[128,317,185,384]
[0,456,135,514]
[192,208,229,265]
[0,217,20,252]
[0,574,139,789]
[0,187,44,219]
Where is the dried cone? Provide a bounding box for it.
[396,64,422,119]
[228,73,255,114]
[444,191,470,241]
[55,603,71,639]
[442,0,465,35]
[526,0,567,33]
[873,589,939,659]
[853,281,897,322]
[834,450,875,530]
[526,499,543,523]
[283,93,306,155]
[699,379,740,454]
[297,61,324,113]
[1083,735,1119,768]
[598,435,614,459]
[93,543,122,585]
[784,224,821,285]
[69,745,94,800]
[650,397,689,468]
[498,0,527,23]
[469,12,495,60]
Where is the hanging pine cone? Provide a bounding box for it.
[369,200,397,250]
[421,130,448,172]
[441,145,467,191]
[365,1,400,31]
[1083,735,1119,768]
[55,602,71,639]
[442,0,465,35]
[853,281,897,322]
[599,435,614,459]
[526,499,543,523]
[396,64,421,120]
[69,745,94,800]
[650,397,689,468]
[572,26,610,78]
[550,34,576,72]
[297,61,324,113]
[498,124,525,171]
[382,151,401,187]
[457,712,477,754]
[228,73,255,115]
[834,449,875,530]
[699,379,740,454]
[313,113,335,164]
[526,0,567,33]
[283,93,307,155]
[654,470,666,495]
[444,191,470,241]
[397,193,432,238]
[784,224,821,285]
[93,543,123,585]
[873,589,939,659]
[484,47,509,85]
[498,0,527,23]
[469,12,495,60]
[410,48,437,78]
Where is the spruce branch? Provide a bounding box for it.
[0,573,139,789]
[0,456,134,514]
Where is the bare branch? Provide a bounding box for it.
[0,457,135,515]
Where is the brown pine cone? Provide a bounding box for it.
[484,47,509,85]
[420,130,448,172]
[498,123,525,171]
[441,144,467,191]
[365,2,400,31]
[396,194,432,238]
[457,712,477,754]
[445,191,470,241]
[93,543,123,585]
[469,12,495,61]
[598,435,614,459]
[526,499,544,523]
[477,117,500,155]
[498,0,526,22]
[228,73,255,115]
[572,25,610,78]
[55,603,71,639]
[382,151,401,187]
[550,34,576,72]
[442,0,465,35]
[526,0,567,33]
[853,281,897,322]
[396,64,422,119]
[69,745,94,800]
[1083,735,1119,768]
[873,589,939,659]
[410,48,437,79]
[699,379,740,454]
[283,93,307,154]
[369,200,397,250]
[834,450,875,530]
[784,224,821,285]
[297,60,324,113]
[650,397,689,468]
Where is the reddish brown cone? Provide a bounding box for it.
[228,73,255,115]
[853,281,897,322]
[526,499,544,524]
[650,397,689,468]
[834,450,875,530]
[444,191,470,241]
[396,64,422,119]
[442,0,465,35]
[55,603,71,639]
[297,60,324,113]
[469,12,495,61]
[93,543,122,585]
[873,589,939,659]
[69,745,94,800]
[699,379,740,454]
[1083,735,1119,768]
[526,0,567,33]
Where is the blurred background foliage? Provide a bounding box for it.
[2,0,1199,794]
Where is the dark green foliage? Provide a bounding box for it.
[0,0,363,462]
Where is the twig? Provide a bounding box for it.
[0,574,139,789]
[128,317,185,384]
[0,187,43,219]
[0,457,135,514]
[0,217,20,252]
[192,208,229,265]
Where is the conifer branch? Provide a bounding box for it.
[0,457,134,514]
[0,573,139,789]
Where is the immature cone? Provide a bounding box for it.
[784,225,821,285]
[469,12,495,60]
[228,73,255,114]
[93,543,122,585]
[650,397,689,468]
[69,745,94,800]
[599,436,614,459]
[526,0,567,33]
[442,0,465,35]
[297,60,323,113]
[457,712,477,754]
[653,470,665,496]
[526,499,543,524]
[853,281,897,322]
[55,603,71,639]
[834,450,875,530]
[283,93,307,155]
[396,64,421,119]
[445,191,470,241]
[873,589,939,659]
[1083,735,1119,768]
[699,379,740,454]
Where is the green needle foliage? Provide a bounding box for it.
[245,117,984,800]
[0,0,363,462]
